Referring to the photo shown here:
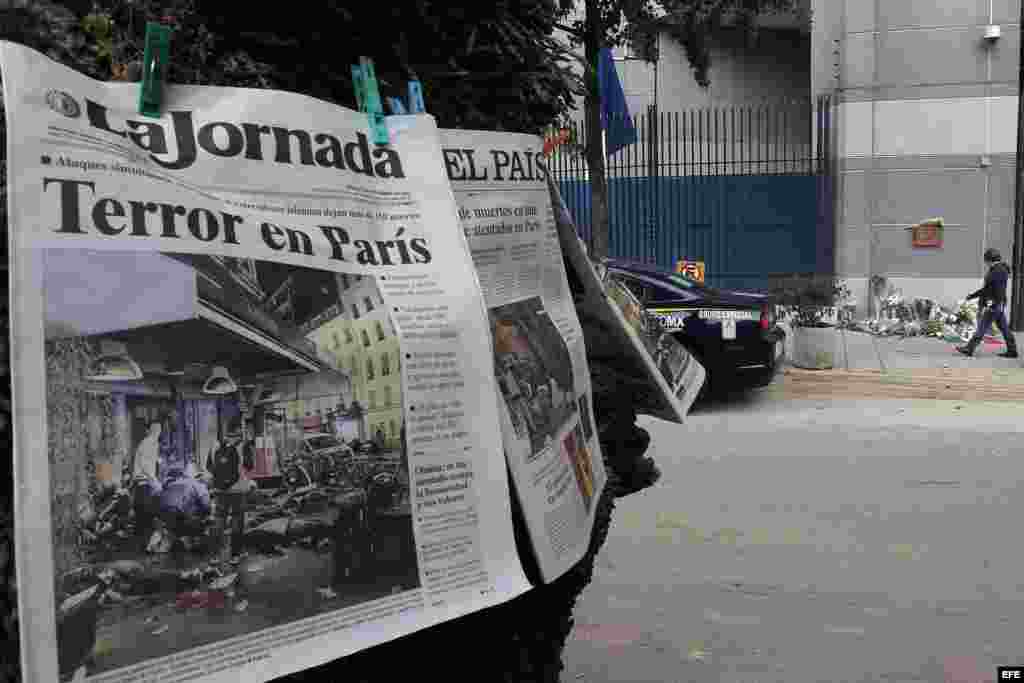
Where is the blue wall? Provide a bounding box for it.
[560,175,828,292]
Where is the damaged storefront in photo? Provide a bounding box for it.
[44,250,415,679]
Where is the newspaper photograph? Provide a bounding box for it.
[606,275,706,411]
[440,129,606,583]
[548,180,706,423]
[2,42,530,683]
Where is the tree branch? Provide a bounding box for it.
[554,22,584,37]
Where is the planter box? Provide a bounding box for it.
[790,325,841,370]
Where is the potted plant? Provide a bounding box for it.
[769,273,850,370]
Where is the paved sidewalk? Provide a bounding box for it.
[839,329,1023,372]
[778,322,1022,373]
[771,325,1024,401]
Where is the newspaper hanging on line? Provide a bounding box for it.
[439,130,607,583]
[1,42,532,683]
[547,181,706,422]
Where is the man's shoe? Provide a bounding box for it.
[999,350,1019,358]
[956,346,974,357]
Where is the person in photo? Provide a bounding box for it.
[206,419,252,559]
[133,421,162,482]
[957,248,1019,358]
[158,465,212,551]
[131,421,163,549]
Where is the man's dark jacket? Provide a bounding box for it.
[967,262,1011,308]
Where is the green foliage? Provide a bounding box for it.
[0,1,581,134]
[769,273,850,328]
[562,0,801,88]
[80,13,114,63]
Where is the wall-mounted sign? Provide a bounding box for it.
[675,260,706,283]
[910,217,944,248]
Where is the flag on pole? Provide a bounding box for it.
[597,47,637,156]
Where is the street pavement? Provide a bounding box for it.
[561,363,1024,683]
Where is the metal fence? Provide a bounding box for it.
[548,95,836,290]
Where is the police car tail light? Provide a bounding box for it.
[760,305,771,330]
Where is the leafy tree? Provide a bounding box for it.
[0,1,581,133]
[557,0,800,258]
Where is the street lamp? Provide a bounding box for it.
[202,366,238,395]
[84,340,143,382]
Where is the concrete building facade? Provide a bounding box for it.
[814,0,1020,313]
[558,2,813,176]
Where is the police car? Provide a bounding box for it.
[605,260,786,393]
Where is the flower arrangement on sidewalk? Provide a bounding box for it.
[768,274,850,328]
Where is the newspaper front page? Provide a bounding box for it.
[1,43,531,683]
[439,130,606,582]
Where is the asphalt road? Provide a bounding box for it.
[562,389,1023,683]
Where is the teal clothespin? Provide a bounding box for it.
[358,57,389,145]
[407,81,425,114]
[351,65,365,112]
[138,22,172,118]
[387,97,407,115]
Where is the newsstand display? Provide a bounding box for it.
[0,41,680,683]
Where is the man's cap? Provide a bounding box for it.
[984,247,1002,262]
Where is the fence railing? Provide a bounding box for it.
[547,95,833,181]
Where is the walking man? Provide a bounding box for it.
[957,248,1019,358]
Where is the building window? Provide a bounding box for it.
[381,352,391,376]
[351,303,360,320]
[367,358,375,380]
[341,273,350,290]
[384,385,392,406]
[389,419,397,436]
[350,355,359,377]
[355,275,363,282]
[345,327,354,344]
[332,332,340,349]
[364,296,374,312]
[369,390,377,408]
[379,292,385,305]
[376,321,386,341]
[361,329,371,347]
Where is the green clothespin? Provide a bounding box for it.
[351,65,365,112]
[358,57,389,145]
[138,22,171,118]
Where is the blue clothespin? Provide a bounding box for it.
[407,81,425,114]
[138,22,172,118]
[387,97,407,115]
[352,57,387,145]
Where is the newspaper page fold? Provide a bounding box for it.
[547,179,706,422]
